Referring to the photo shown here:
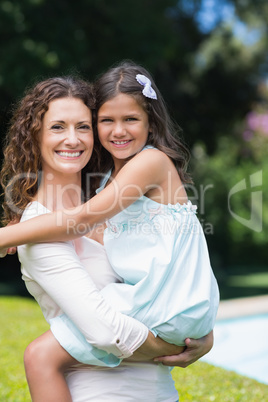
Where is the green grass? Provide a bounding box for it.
[0,297,268,401]
[0,296,49,401]
[172,363,268,401]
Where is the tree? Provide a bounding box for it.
[0,0,267,152]
[1,0,268,293]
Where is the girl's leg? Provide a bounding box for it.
[24,330,77,402]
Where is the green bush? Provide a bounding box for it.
[1,296,268,401]
[191,136,268,276]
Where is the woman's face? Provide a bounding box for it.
[97,93,150,169]
[39,97,93,177]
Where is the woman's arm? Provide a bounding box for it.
[0,149,170,248]
[20,237,183,361]
[126,331,214,365]
[19,239,148,359]
[153,331,214,367]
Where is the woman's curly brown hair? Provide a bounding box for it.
[1,76,97,225]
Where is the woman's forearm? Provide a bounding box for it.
[127,330,214,364]
[19,238,149,359]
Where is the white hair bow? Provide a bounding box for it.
[136,74,157,100]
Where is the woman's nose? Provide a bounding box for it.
[64,128,80,146]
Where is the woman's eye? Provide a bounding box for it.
[51,124,64,131]
[78,124,91,130]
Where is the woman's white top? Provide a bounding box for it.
[19,202,148,361]
[18,201,179,401]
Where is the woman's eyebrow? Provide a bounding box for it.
[49,120,91,123]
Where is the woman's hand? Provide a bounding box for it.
[153,331,214,367]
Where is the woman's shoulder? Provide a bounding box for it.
[20,201,50,222]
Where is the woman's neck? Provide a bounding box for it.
[33,171,82,212]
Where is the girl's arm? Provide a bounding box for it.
[0,149,170,248]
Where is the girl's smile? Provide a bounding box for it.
[97,93,150,170]
[110,140,133,148]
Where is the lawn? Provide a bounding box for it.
[0,296,268,401]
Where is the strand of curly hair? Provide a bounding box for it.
[1,76,96,226]
[1,92,44,226]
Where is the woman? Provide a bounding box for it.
[1,76,213,401]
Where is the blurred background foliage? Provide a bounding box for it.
[0,0,267,299]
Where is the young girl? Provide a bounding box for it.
[0,62,218,397]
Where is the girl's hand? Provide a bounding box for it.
[7,246,17,255]
[153,331,214,367]
[126,331,184,362]
[0,220,18,257]
[0,245,17,257]
[0,248,8,258]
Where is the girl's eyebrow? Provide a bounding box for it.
[97,115,112,120]
[98,112,141,117]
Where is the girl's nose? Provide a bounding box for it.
[64,128,81,147]
[113,122,126,137]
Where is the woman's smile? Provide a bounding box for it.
[40,97,93,177]
[55,150,85,159]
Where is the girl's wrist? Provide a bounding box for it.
[138,332,184,359]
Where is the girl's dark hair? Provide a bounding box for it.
[94,60,192,183]
[1,76,97,225]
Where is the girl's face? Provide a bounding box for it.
[97,93,150,169]
[39,97,93,177]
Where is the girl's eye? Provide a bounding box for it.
[126,117,137,122]
[99,118,112,123]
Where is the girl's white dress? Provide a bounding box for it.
[48,147,219,362]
